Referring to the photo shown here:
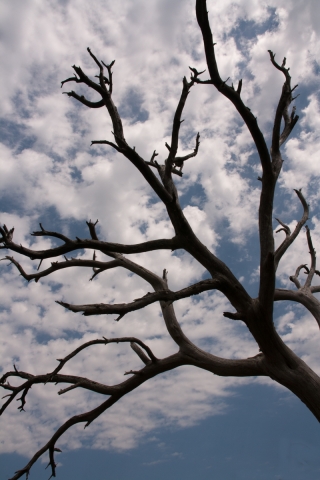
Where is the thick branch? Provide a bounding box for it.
[195,0,277,322]
[195,0,271,174]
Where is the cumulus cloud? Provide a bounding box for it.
[0,0,319,463]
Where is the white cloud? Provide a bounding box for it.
[0,0,320,468]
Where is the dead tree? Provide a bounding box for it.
[1,0,320,478]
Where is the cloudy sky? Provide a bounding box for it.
[1,0,320,478]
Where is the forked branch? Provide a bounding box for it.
[0,223,179,258]
[165,76,195,177]
[56,278,220,318]
[268,50,299,159]
[173,132,200,171]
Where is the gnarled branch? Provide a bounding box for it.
[56,278,220,317]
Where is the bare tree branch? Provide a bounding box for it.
[63,90,105,108]
[305,226,317,288]
[195,0,271,173]
[173,132,201,171]
[0,224,179,258]
[195,0,278,321]
[274,189,309,269]
[268,50,299,153]
[61,50,175,204]
[274,227,320,329]
[165,76,195,177]
[3,255,121,283]
[56,278,221,317]
[2,346,265,479]
[275,288,320,329]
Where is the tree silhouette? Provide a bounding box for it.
[1,1,320,478]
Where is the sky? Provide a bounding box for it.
[1,0,320,479]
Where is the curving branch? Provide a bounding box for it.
[1,341,265,479]
[286,227,318,291]
[46,336,159,381]
[274,288,320,329]
[289,264,309,289]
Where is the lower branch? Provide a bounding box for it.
[1,334,267,479]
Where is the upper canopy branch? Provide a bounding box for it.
[0,223,179,259]
[195,0,271,175]
[61,50,176,204]
[165,76,195,177]
[268,50,299,161]
[147,130,200,177]
[289,264,309,289]
[2,255,121,283]
[86,47,114,95]
[61,48,125,145]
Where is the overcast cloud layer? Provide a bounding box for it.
[1,0,320,464]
